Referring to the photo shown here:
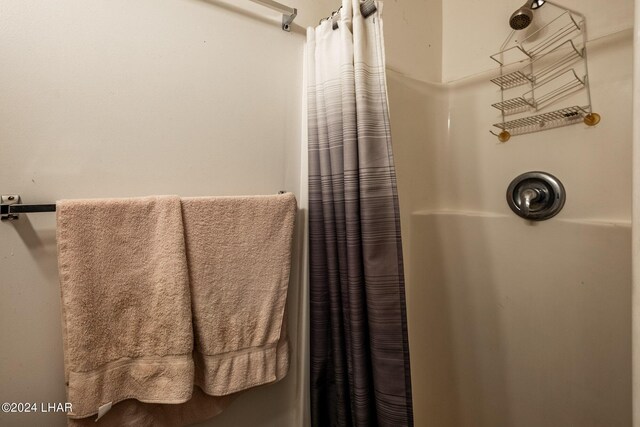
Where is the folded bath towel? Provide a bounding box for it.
[182,192,297,395]
[58,193,297,426]
[57,196,195,419]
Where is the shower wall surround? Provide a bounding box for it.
[388,0,634,425]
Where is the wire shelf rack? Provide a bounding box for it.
[490,39,584,90]
[493,68,585,115]
[489,10,583,65]
[491,70,531,90]
[492,105,588,136]
[523,10,582,59]
[489,2,599,142]
[492,97,535,115]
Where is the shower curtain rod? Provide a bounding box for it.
[248,0,297,31]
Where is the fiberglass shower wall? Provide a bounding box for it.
[389,0,634,426]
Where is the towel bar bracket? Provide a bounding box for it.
[1,195,20,221]
[1,194,57,221]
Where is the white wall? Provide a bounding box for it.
[0,0,337,425]
[383,0,443,83]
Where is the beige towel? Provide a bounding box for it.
[58,194,296,427]
[57,196,195,419]
[182,192,297,395]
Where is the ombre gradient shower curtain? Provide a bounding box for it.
[306,1,413,426]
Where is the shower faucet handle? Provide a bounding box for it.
[520,188,540,216]
[506,172,565,221]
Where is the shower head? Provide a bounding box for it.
[509,6,533,30]
[509,0,546,30]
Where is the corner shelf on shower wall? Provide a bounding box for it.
[489,5,600,142]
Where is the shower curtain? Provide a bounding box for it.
[306,1,413,426]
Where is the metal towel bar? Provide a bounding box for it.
[1,192,289,221]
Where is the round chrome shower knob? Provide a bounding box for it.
[506,171,565,221]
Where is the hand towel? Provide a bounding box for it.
[182,192,297,395]
[57,196,195,419]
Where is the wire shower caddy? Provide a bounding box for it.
[489,3,600,142]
